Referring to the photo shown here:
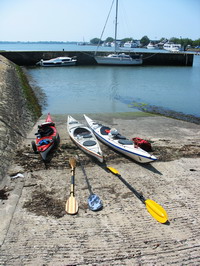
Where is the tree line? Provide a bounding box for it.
[90,36,200,48]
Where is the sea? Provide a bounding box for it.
[1,42,200,122]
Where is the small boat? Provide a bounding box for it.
[163,42,181,52]
[95,53,142,66]
[36,56,77,67]
[123,41,138,48]
[31,113,60,161]
[67,116,104,163]
[147,42,157,49]
[84,115,157,164]
[94,0,142,66]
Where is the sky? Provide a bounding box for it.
[0,0,200,42]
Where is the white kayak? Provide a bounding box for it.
[67,115,104,163]
[84,115,157,164]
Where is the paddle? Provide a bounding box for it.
[107,167,168,224]
[76,155,103,211]
[65,158,78,215]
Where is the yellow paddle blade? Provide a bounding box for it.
[145,199,168,224]
[69,158,76,169]
[107,167,120,175]
[66,195,78,215]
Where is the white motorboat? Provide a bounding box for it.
[163,42,181,52]
[147,42,157,49]
[123,41,138,48]
[84,115,157,164]
[94,0,142,66]
[36,56,77,67]
[67,116,104,163]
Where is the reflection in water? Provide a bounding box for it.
[110,68,119,113]
[27,57,200,120]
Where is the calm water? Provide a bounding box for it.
[0,42,143,52]
[2,42,198,120]
[26,55,200,120]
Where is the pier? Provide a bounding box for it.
[0,50,194,66]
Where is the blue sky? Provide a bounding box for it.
[0,0,200,42]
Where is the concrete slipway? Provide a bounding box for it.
[0,114,200,265]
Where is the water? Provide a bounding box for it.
[26,55,200,121]
[0,41,169,53]
[1,42,199,120]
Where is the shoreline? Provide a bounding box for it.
[40,110,200,125]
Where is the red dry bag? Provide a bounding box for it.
[132,137,152,152]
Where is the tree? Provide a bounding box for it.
[90,38,102,45]
[193,38,200,47]
[121,38,133,43]
[105,37,114,43]
[140,36,150,46]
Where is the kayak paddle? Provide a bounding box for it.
[66,158,78,215]
[107,167,168,224]
[76,155,103,211]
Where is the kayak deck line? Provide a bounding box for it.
[95,130,157,162]
[84,115,157,164]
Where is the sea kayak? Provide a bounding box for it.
[67,115,103,163]
[31,113,60,161]
[84,115,157,164]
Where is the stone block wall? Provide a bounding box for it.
[0,55,40,180]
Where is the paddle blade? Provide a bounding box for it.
[145,199,168,223]
[107,167,120,175]
[69,158,76,170]
[66,195,78,215]
[88,194,103,211]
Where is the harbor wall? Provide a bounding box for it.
[0,51,194,66]
[0,55,41,181]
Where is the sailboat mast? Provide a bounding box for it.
[114,0,118,53]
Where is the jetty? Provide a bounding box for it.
[0,50,194,66]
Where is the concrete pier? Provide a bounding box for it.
[0,50,194,66]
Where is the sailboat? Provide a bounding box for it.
[95,0,143,66]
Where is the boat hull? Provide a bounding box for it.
[33,113,60,162]
[84,115,157,164]
[67,116,104,163]
[36,57,77,67]
[38,61,76,67]
[95,56,142,65]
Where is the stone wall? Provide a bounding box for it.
[0,55,41,180]
[0,50,194,66]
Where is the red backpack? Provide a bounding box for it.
[132,137,152,152]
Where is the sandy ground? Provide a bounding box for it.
[0,113,200,265]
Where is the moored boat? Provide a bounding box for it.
[31,113,60,161]
[95,53,142,65]
[67,116,104,163]
[123,41,138,48]
[94,0,142,66]
[147,42,157,49]
[84,115,157,164]
[163,42,181,52]
[36,56,77,67]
